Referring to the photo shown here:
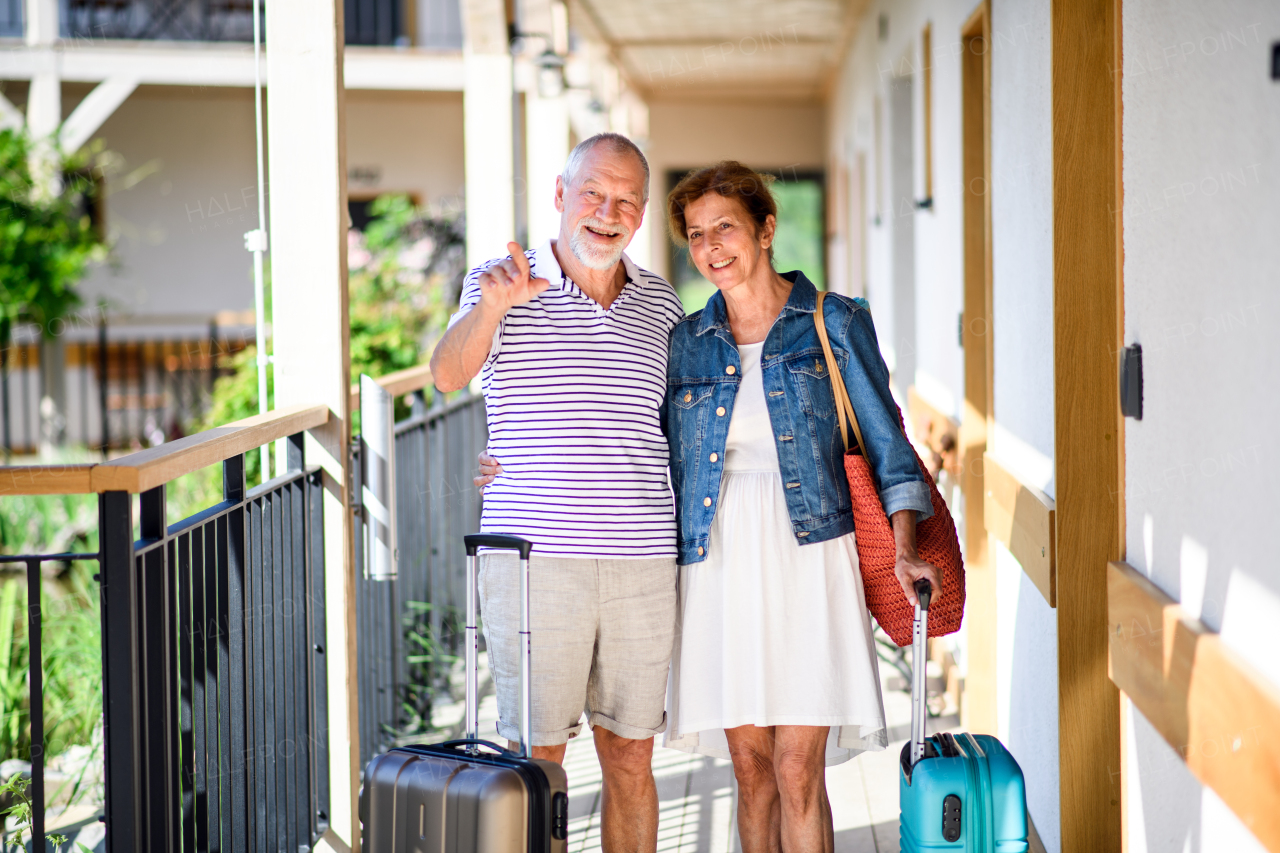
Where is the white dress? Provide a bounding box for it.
[664,341,888,766]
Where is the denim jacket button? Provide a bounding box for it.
[726,365,736,375]
[703,497,712,507]
[716,407,726,416]
[709,453,718,462]
[698,546,705,556]
[683,392,692,402]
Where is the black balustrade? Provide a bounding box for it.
[4,385,478,847]
[61,0,407,44]
[353,389,486,768]
[102,435,329,852]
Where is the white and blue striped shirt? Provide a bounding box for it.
[448,240,685,558]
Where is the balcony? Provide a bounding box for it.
[0,363,490,848]
[0,0,462,46]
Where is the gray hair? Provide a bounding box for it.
[561,132,650,205]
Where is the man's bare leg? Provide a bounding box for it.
[508,741,568,765]
[594,727,658,853]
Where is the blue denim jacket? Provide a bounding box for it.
[664,272,933,565]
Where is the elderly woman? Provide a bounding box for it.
[662,161,941,852]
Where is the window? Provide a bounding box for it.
[667,169,827,314]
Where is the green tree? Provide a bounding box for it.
[0,129,106,348]
[187,193,465,475]
[348,193,465,392]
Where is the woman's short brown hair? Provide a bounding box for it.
[667,161,778,261]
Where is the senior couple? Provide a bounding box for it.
[430,133,941,853]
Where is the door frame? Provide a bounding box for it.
[1051,0,1125,850]
[958,0,995,736]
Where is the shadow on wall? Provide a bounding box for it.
[1132,705,1202,851]
[1003,547,1061,853]
[888,74,917,398]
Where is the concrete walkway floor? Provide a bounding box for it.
[464,652,956,853]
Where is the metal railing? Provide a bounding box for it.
[0,551,100,850]
[101,446,329,851]
[0,0,20,37]
[353,388,486,768]
[60,0,406,44]
[0,359,486,847]
[0,405,332,852]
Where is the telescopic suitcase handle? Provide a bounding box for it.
[465,534,533,559]
[910,578,933,765]
[462,534,534,758]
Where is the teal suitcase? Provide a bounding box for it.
[899,580,1029,852]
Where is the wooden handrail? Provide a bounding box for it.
[349,363,434,411]
[982,452,1056,606]
[0,403,330,496]
[0,465,97,496]
[1109,561,1280,850]
[0,363,433,496]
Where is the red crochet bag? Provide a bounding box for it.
[815,292,965,647]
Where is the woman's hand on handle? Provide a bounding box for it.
[890,509,942,608]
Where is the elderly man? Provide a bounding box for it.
[430,133,683,853]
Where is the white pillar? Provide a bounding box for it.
[463,54,515,265]
[23,0,58,46]
[24,0,60,138]
[264,0,359,847]
[462,0,515,266]
[25,73,59,139]
[525,91,568,247]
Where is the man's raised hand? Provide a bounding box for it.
[478,242,552,313]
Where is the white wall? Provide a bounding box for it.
[830,3,1062,844]
[1121,2,1280,850]
[346,89,465,210]
[72,85,464,326]
[989,0,1055,495]
[645,98,825,282]
[987,1,1060,847]
[77,85,261,322]
[827,0,967,414]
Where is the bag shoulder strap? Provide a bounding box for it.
[814,292,870,462]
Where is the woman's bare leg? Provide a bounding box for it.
[772,725,832,853]
[726,725,782,853]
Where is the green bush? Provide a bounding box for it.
[0,563,102,792]
[188,192,465,447]
[348,193,465,425]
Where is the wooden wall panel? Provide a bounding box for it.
[959,0,995,736]
[982,453,1055,607]
[1051,0,1124,849]
[1109,562,1280,851]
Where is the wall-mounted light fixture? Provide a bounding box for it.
[535,48,567,98]
[509,28,570,99]
[1120,343,1142,420]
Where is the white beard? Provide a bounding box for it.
[570,217,631,270]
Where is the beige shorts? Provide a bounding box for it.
[478,554,677,746]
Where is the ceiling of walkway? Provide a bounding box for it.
[570,0,869,101]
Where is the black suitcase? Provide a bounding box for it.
[359,534,570,852]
